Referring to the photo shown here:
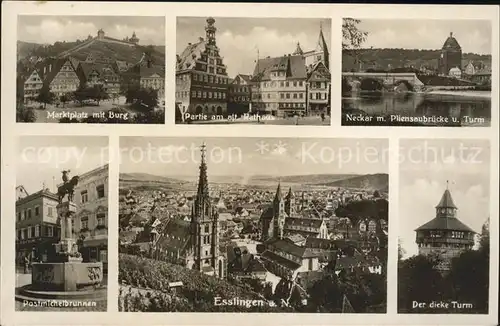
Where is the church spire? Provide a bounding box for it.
[197,142,209,199]
[293,42,304,55]
[274,180,282,203]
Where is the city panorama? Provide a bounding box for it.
[118,137,389,312]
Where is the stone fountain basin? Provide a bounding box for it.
[30,261,103,292]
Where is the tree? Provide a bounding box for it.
[397,255,444,312]
[342,18,367,50]
[74,85,90,107]
[35,87,55,109]
[89,84,109,105]
[263,282,273,300]
[397,240,406,261]
[60,94,69,108]
[373,190,381,198]
[16,105,36,122]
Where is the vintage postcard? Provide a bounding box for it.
[1,2,499,326]
[118,137,388,312]
[398,139,491,314]
[16,15,166,124]
[176,17,332,125]
[15,136,109,311]
[342,19,492,127]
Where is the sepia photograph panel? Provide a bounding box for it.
[398,139,490,313]
[16,16,165,124]
[342,19,492,127]
[118,137,388,312]
[15,136,109,311]
[175,17,331,125]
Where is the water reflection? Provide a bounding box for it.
[342,92,491,127]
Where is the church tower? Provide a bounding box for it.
[315,23,330,70]
[191,143,220,276]
[272,181,286,239]
[285,187,295,216]
[438,32,462,76]
[415,183,475,271]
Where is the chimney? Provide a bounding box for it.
[199,37,204,42]
[450,32,453,37]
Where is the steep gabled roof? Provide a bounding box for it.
[176,40,206,72]
[252,55,306,81]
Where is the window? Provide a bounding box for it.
[280,82,284,87]
[47,226,53,237]
[35,206,40,216]
[35,225,40,237]
[81,190,88,203]
[286,93,290,99]
[96,185,105,199]
[285,82,289,87]
[293,81,297,87]
[97,213,105,226]
[197,91,201,98]
[22,229,27,240]
[293,93,297,99]
[28,227,32,238]
[27,209,32,219]
[203,92,207,98]
[17,212,21,221]
[17,230,21,240]
[299,81,303,87]
[204,224,209,233]
[299,93,303,99]
[81,216,89,230]
[205,250,209,257]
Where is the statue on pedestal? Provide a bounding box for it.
[57,171,79,203]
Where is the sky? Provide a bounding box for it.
[120,137,388,177]
[177,17,331,77]
[17,15,165,45]
[17,136,109,194]
[353,19,492,54]
[399,139,490,259]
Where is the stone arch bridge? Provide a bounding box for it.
[342,72,425,92]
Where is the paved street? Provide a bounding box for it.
[185,115,331,125]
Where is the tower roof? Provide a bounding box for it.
[274,181,282,202]
[415,216,474,232]
[196,143,209,198]
[435,189,457,209]
[293,42,304,55]
[286,187,294,199]
[442,32,461,50]
[317,23,329,53]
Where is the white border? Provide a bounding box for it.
[1,2,498,326]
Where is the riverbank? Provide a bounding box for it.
[423,90,491,98]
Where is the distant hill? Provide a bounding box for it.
[119,172,387,190]
[120,173,187,185]
[320,173,389,191]
[17,38,165,66]
[17,41,45,61]
[342,48,492,72]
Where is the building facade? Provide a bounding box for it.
[438,32,462,76]
[228,74,252,115]
[251,55,307,117]
[23,69,44,103]
[415,186,475,271]
[176,17,229,119]
[306,61,331,115]
[73,164,109,272]
[15,188,60,265]
[46,59,80,98]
